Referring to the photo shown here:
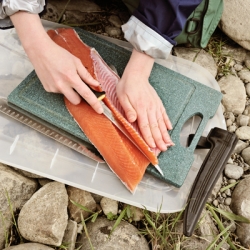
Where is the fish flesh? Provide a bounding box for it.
[47,28,160,192]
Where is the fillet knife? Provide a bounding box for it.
[93,90,164,176]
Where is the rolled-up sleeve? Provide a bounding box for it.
[122,0,202,59]
[0,0,45,19]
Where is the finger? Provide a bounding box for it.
[74,81,103,114]
[157,111,173,146]
[137,111,156,148]
[63,86,81,105]
[76,59,100,87]
[147,110,168,151]
[119,95,137,123]
[161,107,172,130]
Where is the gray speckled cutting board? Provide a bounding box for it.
[8,28,222,187]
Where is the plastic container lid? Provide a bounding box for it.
[0,20,226,212]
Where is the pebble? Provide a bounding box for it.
[224,198,232,206]
[241,147,250,165]
[213,200,219,207]
[235,126,250,140]
[108,15,122,28]
[100,197,118,216]
[237,115,250,126]
[228,124,237,133]
[105,26,122,37]
[224,164,244,179]
[234,63,244,71]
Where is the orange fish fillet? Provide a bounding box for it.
[47,28,159,192]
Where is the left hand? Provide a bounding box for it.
[116,49,173,151]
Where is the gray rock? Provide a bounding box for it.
[234,64,243,71]
[62,220,78,250]
[67,186,96,223]
[218,75,246,115]
[246,82,250,97]
[238,69,250,83]
[91,193,103,203]
[174,47,217,77]
[227,124,237,133]
[219,0,250,50]
[231,177,250,248]
[224,164,243,180]
[3,243,54,250]
[224,198,232,206]
[221,45,247,64]
[237,115,250,127]
[0,164,38,250]
[13,168,43,178]
[236,126,250,140]
[18,182,68,246]
[100,197,118,216]
[108,15,122,28]
[234,140,249,154]
[242,147,250,165]
[129,206,144,222]
[38,178,53,186]
[105,26,122,37]
[77,217,150,250]
[245,51,250,69]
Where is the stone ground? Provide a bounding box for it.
[1,0,250,250]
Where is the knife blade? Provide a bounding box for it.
[94,91,164,176]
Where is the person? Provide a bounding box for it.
[0,0,202,151]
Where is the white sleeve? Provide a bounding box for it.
[0,0,45,19]
[121,16,173,60]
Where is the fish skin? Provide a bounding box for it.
[47,28,160,192]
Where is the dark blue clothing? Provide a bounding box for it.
[133,0,203,45]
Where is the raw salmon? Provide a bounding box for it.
[47,28,160,192]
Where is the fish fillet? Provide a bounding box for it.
[47,28,160,192]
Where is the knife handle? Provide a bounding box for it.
[183,127,238,237]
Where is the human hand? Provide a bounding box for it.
[10,11,103,114]
[116,50,173,151]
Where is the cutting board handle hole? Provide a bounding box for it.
[179,115,202,147]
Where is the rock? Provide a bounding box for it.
[18,182,68,246]
[224,164,244,180]
[38,178,53,186]
[234,140,249,154]
[100,197,118,216]
[231,177,250,247]
[0,164,38,250]
[234,64,243,71]
[242,147,250,165]
[228,124,237,133]
[235,126,250,140]
[77,217,150,250]
[237,115,250,127]
[246,83,250,97]
[174,47,217,77]
[196,210,219,245]
[13,168,43,178]
[224,111,235,122]
[3,243,54,250]
[67,186,96,223]
[62,220,78,250]
[238,69,250,83]
[129,206,144,221]
[225,198,232,206]
[105,26,122,37]
[91,193,103,203]
[221,45,247,64]
[218,75,246,115]
[108,15,122,28]
[219,0,250,50]
[245,51,250,69]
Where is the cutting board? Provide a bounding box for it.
[7,28,222,187]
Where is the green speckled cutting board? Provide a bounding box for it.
[8,28,222,187]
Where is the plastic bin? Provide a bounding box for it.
[0,20,226,212]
